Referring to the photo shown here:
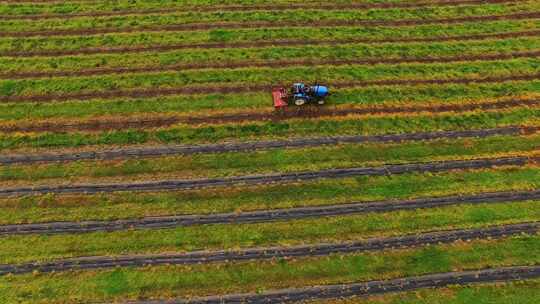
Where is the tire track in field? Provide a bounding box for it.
[1,73,539,104]
[126,265,540,304]
[1,126,536,165]
[0,223,537,275]
[2,12,539,38]
[3,49,539,80]
[1,190,538,236]
[0,156,534,197]
[4,29,539,58]
[0,0,518,20]
[2,98,537,133]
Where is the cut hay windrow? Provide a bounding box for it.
[2,11,539,38]
[5,57,539,101]
[1,73,537,103]
[2,49,538,80]
[1,98,536,133]
[0,0,519,20]
[4,1,535,35]
[0,0,538,302]
[2,80,537,122]
[0,156,535,197]
[4,29,538,58]
[0,222,536,274]
[3,107,537,151]
[0,126,534,165]
[3,36,539,77]
[0,191,537,236]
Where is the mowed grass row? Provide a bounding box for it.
[0,234,538,304]
[2,1,537,33]
[1,58,538,97]
[2,164,539,224]
[1,19,538,54]
[1,3,537,304]
[1,133,539,188]
[1,99,535,138]
[2,37,538,75]
[2,81,538,121]
[1,106,538,150]
[2,165,540,263]
[0,0,420,16]
[310,279,540,304]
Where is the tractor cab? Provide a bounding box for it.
[291,83,309,106]
[291,83,307,94]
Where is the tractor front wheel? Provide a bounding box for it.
[294,99,306,106]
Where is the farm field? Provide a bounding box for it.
[0,0,539,303]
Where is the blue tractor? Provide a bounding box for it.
[272,83,329,108]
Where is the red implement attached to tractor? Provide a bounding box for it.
[272,87,288,109]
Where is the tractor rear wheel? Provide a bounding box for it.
[294,99,306,106]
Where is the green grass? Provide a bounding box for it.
[1,198,539,264]
[1,1,539,303]
[0,0,416,16]
[1,134,538,184]
[1,19,538,53]
[311,279,540,304]
[2,166,539,224]
[3,37,538,74]
[1,58,538,97]
[1,81,538,121]
[3,2,537,33]
[0,235,537,303]
[1,107,537,150]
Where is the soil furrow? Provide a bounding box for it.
[1,190,538,236]
[0,223,537,276]
[1,73,539,104]
[2,12,539,38]
[3,50,539,80]
[2,98,537,133]
[0,0,517,20]
[3,29,539,58]
[0,156,533,197]
[0,127,534,165]
[124,265,540,304]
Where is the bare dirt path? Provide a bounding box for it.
[126,265,540,304]
[0,190,537,236]
[0,223,537,276]
[1,127,534,165]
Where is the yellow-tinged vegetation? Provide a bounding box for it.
[0,0,539,302]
